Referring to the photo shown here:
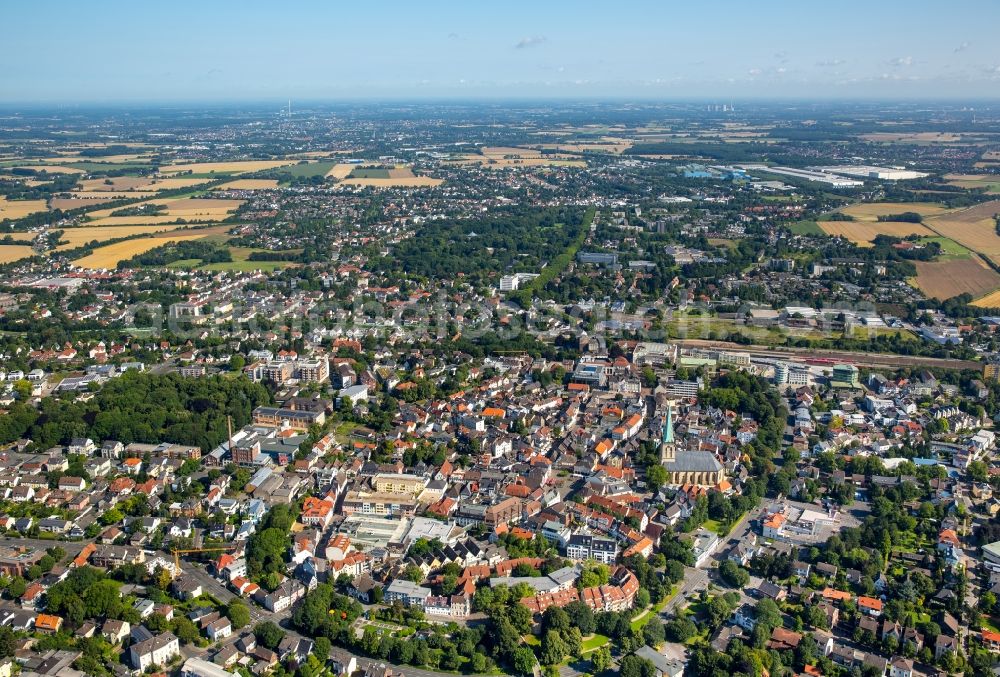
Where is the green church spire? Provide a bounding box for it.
[662,404,674,444]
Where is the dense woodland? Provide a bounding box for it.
[0,371,270,451]
[381,206,587,281]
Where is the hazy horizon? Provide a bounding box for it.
[3,0,1000,103]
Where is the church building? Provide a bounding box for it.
[660,401,725,487]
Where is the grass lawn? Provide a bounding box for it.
[333,421,360,444]
[702,518,725,535]
[789,220,826,236]
[580,634,610,653]
[982,616,1000,633]
[522,634,540,646]
[891,531,927,553]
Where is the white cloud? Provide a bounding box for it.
[515,36,547,49]
[954,41,971,53]
[816,59,845,67]
[889,56,914,67]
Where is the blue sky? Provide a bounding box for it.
[2,0,999,102]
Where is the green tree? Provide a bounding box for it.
[591,645,612,673]
[540,630,567,666]
[13,380,31,401]
[172,616,200,645]
[226,600,250,629]
[643,617,666,647]
[82,579,123,619]
[254,621,285,650]
[719,560,750,588]
[646,465,668,492]
[756,598,782,631]
[512,647,538,676]
[6,577,26,599]
[229,354,246,372]
[620,654,656,677]
[543,606,570,633]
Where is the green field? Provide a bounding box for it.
[279,161,339,178]
[917,236,972,261]
[789,220,826,236]
[166,246,295,272]
[349,167,391,179]
[68,161,155,173]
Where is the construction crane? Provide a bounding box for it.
[171,546,239,574]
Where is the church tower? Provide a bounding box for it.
[660,400,676,464]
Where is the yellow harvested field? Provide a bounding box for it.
[212,179,280,190]
[79,177,149,191]
[50,197,119,210]
[837,202,950,221]
[72,190,159,200]
[820,220,934,244]
[87,216,196,226]
[73,232,215,269]
[0,198,48,220]
[0,245,37,263]
[923,200,1000,265]
[326,164,357,179]
[84,197,243,225]
[17,165,85,174]
[55,225,187,250]
[73,154,153,163]
[482,146,539,157]
[337,165,444,188]
[77,176,211,192]
[1,233,35,243]
[534,139,633,154]
[138,177,213,190]
[973,289,1000,308]
[159,160,296,175]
